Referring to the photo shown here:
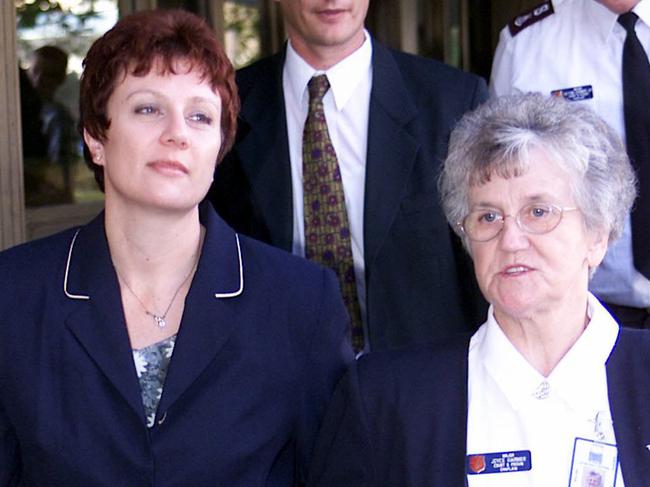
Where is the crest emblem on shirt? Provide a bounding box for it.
[468,454,486,474]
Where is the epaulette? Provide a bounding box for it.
[508,0,555,37]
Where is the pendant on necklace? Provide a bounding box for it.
[152,314,167,328]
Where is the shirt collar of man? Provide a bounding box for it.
[475,292,619,415]
[586,0,650,43]
[285,29,373,112]
[634,0,650,28]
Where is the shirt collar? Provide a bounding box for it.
[585,0,621,43]
[550,293,619,417]
[63,202,244,301]
[476,293,619,413]
[478,307,545,411]
[586,0,650,42]
[634,0,650,27]
[284,30,373,111]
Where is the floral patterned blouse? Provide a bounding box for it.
[132,334,177,428]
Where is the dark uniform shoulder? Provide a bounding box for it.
[508,0,555,37]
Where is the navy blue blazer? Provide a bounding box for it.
[208,39,489,351]
[0,203,354,486]
[307,329,650,486]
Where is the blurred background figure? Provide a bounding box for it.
[22,45,79,205]
[19,66,46,161]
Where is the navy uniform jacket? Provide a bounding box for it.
[208,39,489,351]
[0,203,354,486]
[308,329,650,486]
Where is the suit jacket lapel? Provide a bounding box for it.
[157,204,242,413]
[235,51,293,251]
[63,206,246,423]
[364,41,420,270]
[63,214,145,421]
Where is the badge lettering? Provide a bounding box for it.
[550,85,594,102]
[466,450,532,475]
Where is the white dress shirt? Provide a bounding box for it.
[490,0,650,308]
[467,293,624,486]
[283,33,373,337]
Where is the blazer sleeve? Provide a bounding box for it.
[296,268,356,484]
[307,360,374,487]
[0,398,20,486]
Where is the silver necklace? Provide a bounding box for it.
[117,252,199,328]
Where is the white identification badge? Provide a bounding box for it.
[568,437,618,487]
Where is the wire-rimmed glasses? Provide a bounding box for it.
[458,203,579,242]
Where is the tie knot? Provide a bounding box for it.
[618,11,639,32]
[308,75,330,102]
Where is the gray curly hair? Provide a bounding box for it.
[439,93,637,252]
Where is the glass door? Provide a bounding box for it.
[15,0,119,240]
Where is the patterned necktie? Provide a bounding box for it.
[303,75,364,352]
[619,12,650,276]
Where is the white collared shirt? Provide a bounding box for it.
[490,0,650,308]
[467,293,624,486]
[283,33,373,340]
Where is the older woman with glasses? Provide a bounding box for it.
[307,93,648,486]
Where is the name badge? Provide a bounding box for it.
[466,450,532,475]
[551,85,594,102]
[568,438,618,487]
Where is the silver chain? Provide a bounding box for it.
[116,248,200,328]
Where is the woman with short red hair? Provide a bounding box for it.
[0,9,352,485]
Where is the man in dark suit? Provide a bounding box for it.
[208,0,488,352]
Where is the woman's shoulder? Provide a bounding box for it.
[0,228,79,311]
[355,334,472,395]
[0,227,78,276]
[237,233,331,282]
[233,234,345,324]
[610,327,650,364]
[202,204,334,295]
